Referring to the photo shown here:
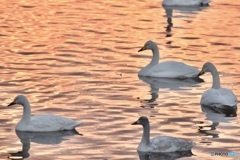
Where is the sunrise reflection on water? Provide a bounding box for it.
[0,0,239,160]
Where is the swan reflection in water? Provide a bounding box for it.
[163,5,209,37]
[8,130,81,160]
[198,105,237,138]
[138,150,193,160]
[138,76,203,107]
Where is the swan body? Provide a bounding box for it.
[201,89,237,107]
[198,62,238,108]
[132,116,195,153]
[8,95,82,132]
[138,41,199,78]
[162,0,211,6]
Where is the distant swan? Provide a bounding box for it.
[132,116,195,152]
[162,0,211,6]
[8,95,82,132]
[138,40,199,78]
[198,62,238,108]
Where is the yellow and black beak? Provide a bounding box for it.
[138,45,147,52]
[198,68,205,77]
[8,100,16,107]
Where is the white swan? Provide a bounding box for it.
[138,40,199,78]
[162,0,211,6]
[8,95,82,132]
[198,62,238,108]
[132,116,195,152]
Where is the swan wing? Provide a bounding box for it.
[147,61,199,78]
[150,136,195,152]
[25,114,82,132]
[201,88,238,107]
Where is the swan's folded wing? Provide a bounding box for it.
[201,88,238,107]
[150,136,195,152]
[147,61,199,78]
[26,114,82,132]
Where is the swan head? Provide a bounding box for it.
[198,62,214,76]
[132,116,149,126]
[138,40,158,52]
[8,95,29,107]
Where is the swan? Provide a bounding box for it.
[132,116,195,152]
[198,62,238,108]
[8,95,82,132]
[162,0,211,6]
[138,40,199,78]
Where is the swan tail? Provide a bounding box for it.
[181,141,196,151]
[64,121,83,130]
[201,0,211,6]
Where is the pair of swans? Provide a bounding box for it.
[132,105,238,154]
[138,40,238,108]
[7,96,195,153]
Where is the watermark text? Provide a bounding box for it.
[211,151,238,157]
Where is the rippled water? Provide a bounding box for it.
[0,0,240,160]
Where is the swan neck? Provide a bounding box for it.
[21,101,31,123]
[150,47,160,65]
[210,66,221,89]
[141,123,150,146]
[138,45,160,76]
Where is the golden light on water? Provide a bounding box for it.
[0,0,239,159]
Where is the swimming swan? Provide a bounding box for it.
[138,40,199,78]
[132,116,195,152]
[8,95,82,132]
[162,0,211,6]
[198,62,238,108]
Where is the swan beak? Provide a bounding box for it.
[198,69,205,76]
[138,45,147,52]
[8,100,16,107]
[131,120,139,125]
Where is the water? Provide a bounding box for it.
[0,0,239,159]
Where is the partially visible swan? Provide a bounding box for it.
[138,40,199,78]
[198,62,238,108]
[132,116,195,152]
[8,95,82,132]
[163,0,211,6]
